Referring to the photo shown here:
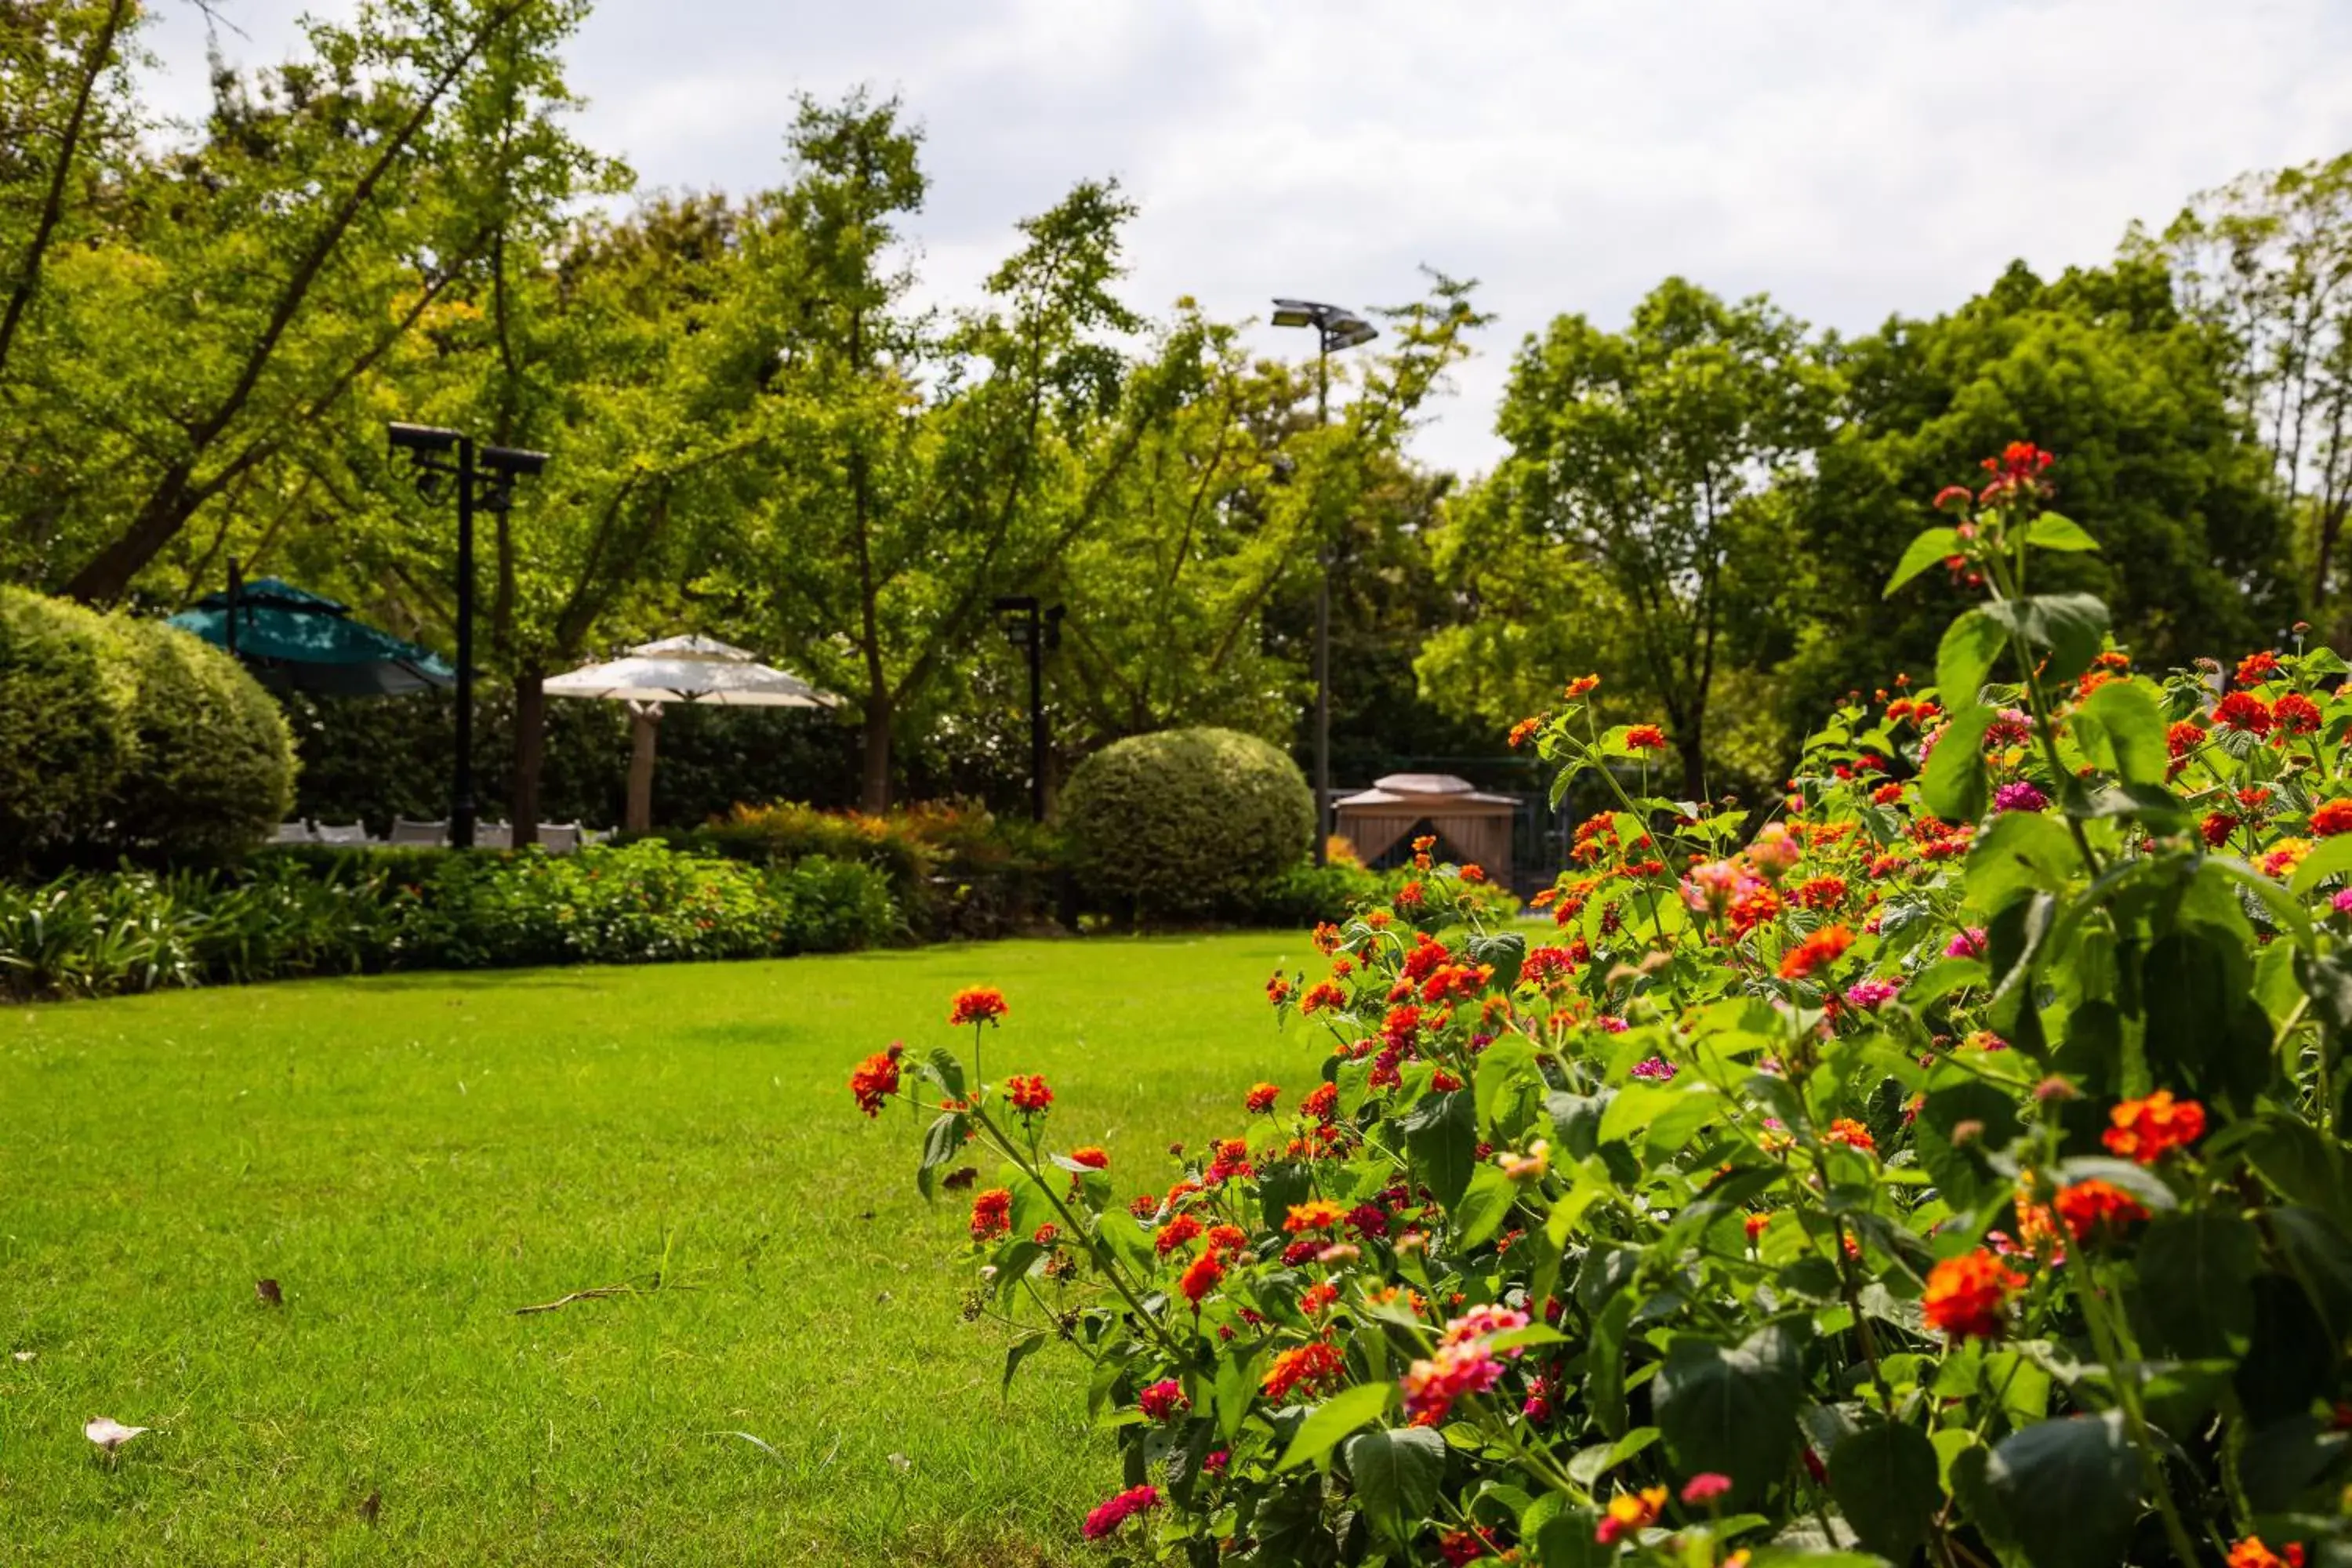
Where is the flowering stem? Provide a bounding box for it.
[967,1103,1190,1364]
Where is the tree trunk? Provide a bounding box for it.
[626,702,661,833]
[860,694,892,815]
[510,667,545,847]
[1675,728,1708,806]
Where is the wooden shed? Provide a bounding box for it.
[1332,773,1519,882]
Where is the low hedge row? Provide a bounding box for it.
[0,840,898,1002]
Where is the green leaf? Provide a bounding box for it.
[2292,836,2352,895]
[1885,527,1965,597]
[2073,678,2167,786]
[2135,1209,2259,1357]
[1651,1324,1802,1505]
[1920,705,1994,823]
[1465,930,1527,987]
[1964,809,2078,915]
[1279,1382,1392,1469]
[1827,1420,1941,1563]
[1405,1089,1478,1210]
[1453,1163,1519,1249]
[1978,593,2111,684]
[1936,612,2007,708]
[1002,1329,1047,1393]
[926,1047,966,1100]
[1565,1426,1659,1487]
[2027,512,2100,552]
[1969,1413,2137,1568]
[1343,1425,1446,1544]
[915,1111,969,1200]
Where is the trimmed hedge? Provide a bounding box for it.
[1056,727,1313,920]
[0,588,296,870]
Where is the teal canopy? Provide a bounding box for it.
[169,578,456,698]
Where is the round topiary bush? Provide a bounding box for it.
[108,619,296,861]
[0,589,295,869]
[0,586,138,868]
[1057,726,1313,920]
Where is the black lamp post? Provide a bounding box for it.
[1269,298,1377,867]
[993,594,1065,823]
[388,423,548,849]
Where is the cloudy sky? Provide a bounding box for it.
[143,0,2352,474]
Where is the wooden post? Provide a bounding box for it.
[626,701,662,834]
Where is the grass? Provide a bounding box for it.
[0,932,1319,1564]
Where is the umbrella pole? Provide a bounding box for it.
[626,702,662,835]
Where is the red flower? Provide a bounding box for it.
[1744,1212,1771,1243]
[1156,1214,1204,1255]
[2314,799,2352,837]
[1081,1484,1161,1541]
[2103,1091,2205,1163]
[1824,1117,1875,1154]
[1261,1341,1345,1400]
[848,1047,902,1116]
[1778,924,1855,981]
[2235,650,2282,688]
[1300,1282,1340,1316]
[2052,1178,2149,1244]
[1300,981,1348,1014]
[2215,691,2273,735]
[1137,1379,1187,1421]
[1284,1199,1347,1233]
[1178,1250,1225,1306]
[2276,691,2324,735]
[1933,484,1974,511]
[1243,1082,1280,1114]
[2229,1537,2307,1568]
[1682,1472,1734,1504]
[949,986,1007,1027]
[1922,1250,2026,1340]
[969,1188,1012,1241]
[1508,716,1544,749]
[1625,724,1669,753]
[2200,811,2238,848]
[1792,875,1848,911]
[1564,674,1602,699]
[2167,719,2207,760]
[1301,1083,1340,1123]
[1006,1073,1053,1113]
[1068,1145,1109,1170]
[1345,1202,1390,1240]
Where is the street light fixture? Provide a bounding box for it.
[388,422,550,850]
[1270,297,1377,868]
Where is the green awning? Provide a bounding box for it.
[169,578,456,698]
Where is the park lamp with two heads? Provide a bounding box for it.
[1271,298,1378,353]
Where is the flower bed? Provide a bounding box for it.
[851,446,2352,1566]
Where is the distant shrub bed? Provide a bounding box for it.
[0,841,898,1002]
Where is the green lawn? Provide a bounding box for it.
[0,933,1315,1564]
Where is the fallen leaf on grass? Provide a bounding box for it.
[358,1488,380,1524]
[256,1278,282,1306]
[85,1417,148,1454]
[11,1350,33,1363]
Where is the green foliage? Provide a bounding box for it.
[0,585,135,864]
[0,841,897,1000]
[0,588,293,869]
[107,621,296,860]
[1055,726,1312,920]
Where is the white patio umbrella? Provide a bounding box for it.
[544,634,839,832]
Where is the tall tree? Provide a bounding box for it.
[1439,278,1831,798]
[738,94,1199,811]
[1778,257,2295,734]
[2143,154,2352,623]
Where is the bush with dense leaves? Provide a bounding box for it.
[1057,726,1315,920]
[0,842,898,1000]
[852,446,2352,1568]
[0,589,295,869]
[0,587,137,865]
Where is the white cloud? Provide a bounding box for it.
[142,0,2352,472]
